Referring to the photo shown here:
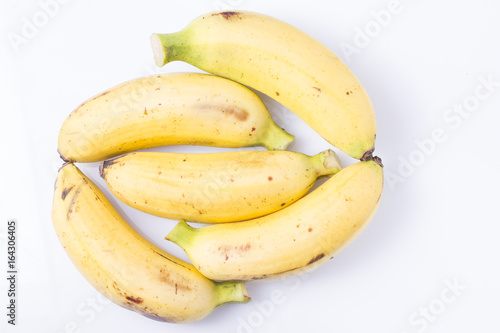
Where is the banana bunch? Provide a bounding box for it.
[52,9,384,324]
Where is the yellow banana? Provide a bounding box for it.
[52,163,250,323]
[166,158,383,281]
[151,11,377,160]
[58,72,294,162]
[99,149,342,223]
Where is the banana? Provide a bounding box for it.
[166,158,383,281]
[58,72,294,163]
[52,163,250,323]
[99,149,342,223]
[151,11,376,160]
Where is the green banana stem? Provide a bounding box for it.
[214,282,251,307]
[151,33,187,67]
[166,220,197,251]
[312,149,342,177]
[259,122,295,150]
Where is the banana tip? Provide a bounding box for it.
[99,160,115,179]
[98,163,105,179]
[373,156,383,168]
[359,148,383,167]
[360,148,374,161]
[58,149,70,163]
[58,161,73,172]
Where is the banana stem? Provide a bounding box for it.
[150,33,187,67]
[313,149,342,177]
[165,220,197,250]
[214,281,251,307]
[259,123,295,150]
[166,221,251,305]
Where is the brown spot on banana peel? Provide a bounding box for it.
[114,283,161,318]
[198,104,249,121]
[250,266,301,280]
[251,275,267,280]
[122,299,175,323]
[222,106,248,121]
[375,192,383,205]
[142,312,173,323]
[247,253,328,280]
[97,90,109,98]
[112,282,122,294]
[158,274,192,292]
[154,251,189,269]
[126,296,144,304]
[99,159,118,179]
[213,11,241,20]
[66,187,82,220]
[61,186,74,200]
[219,243,252,261]
[308,253,325,265]
[88,90,110,102]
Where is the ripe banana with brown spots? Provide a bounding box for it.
[52,163,250,323]
[58,72,293,162]
[166,158,383,281]
[151,11,377,160]
[99,149,342,223]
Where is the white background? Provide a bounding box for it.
[1,0,499,332]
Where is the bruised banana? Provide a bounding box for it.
[151,11,376,160]
[58,72,293,162]
[166,158,383,281]
[99,149,341,223]
[52,163,250,323]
